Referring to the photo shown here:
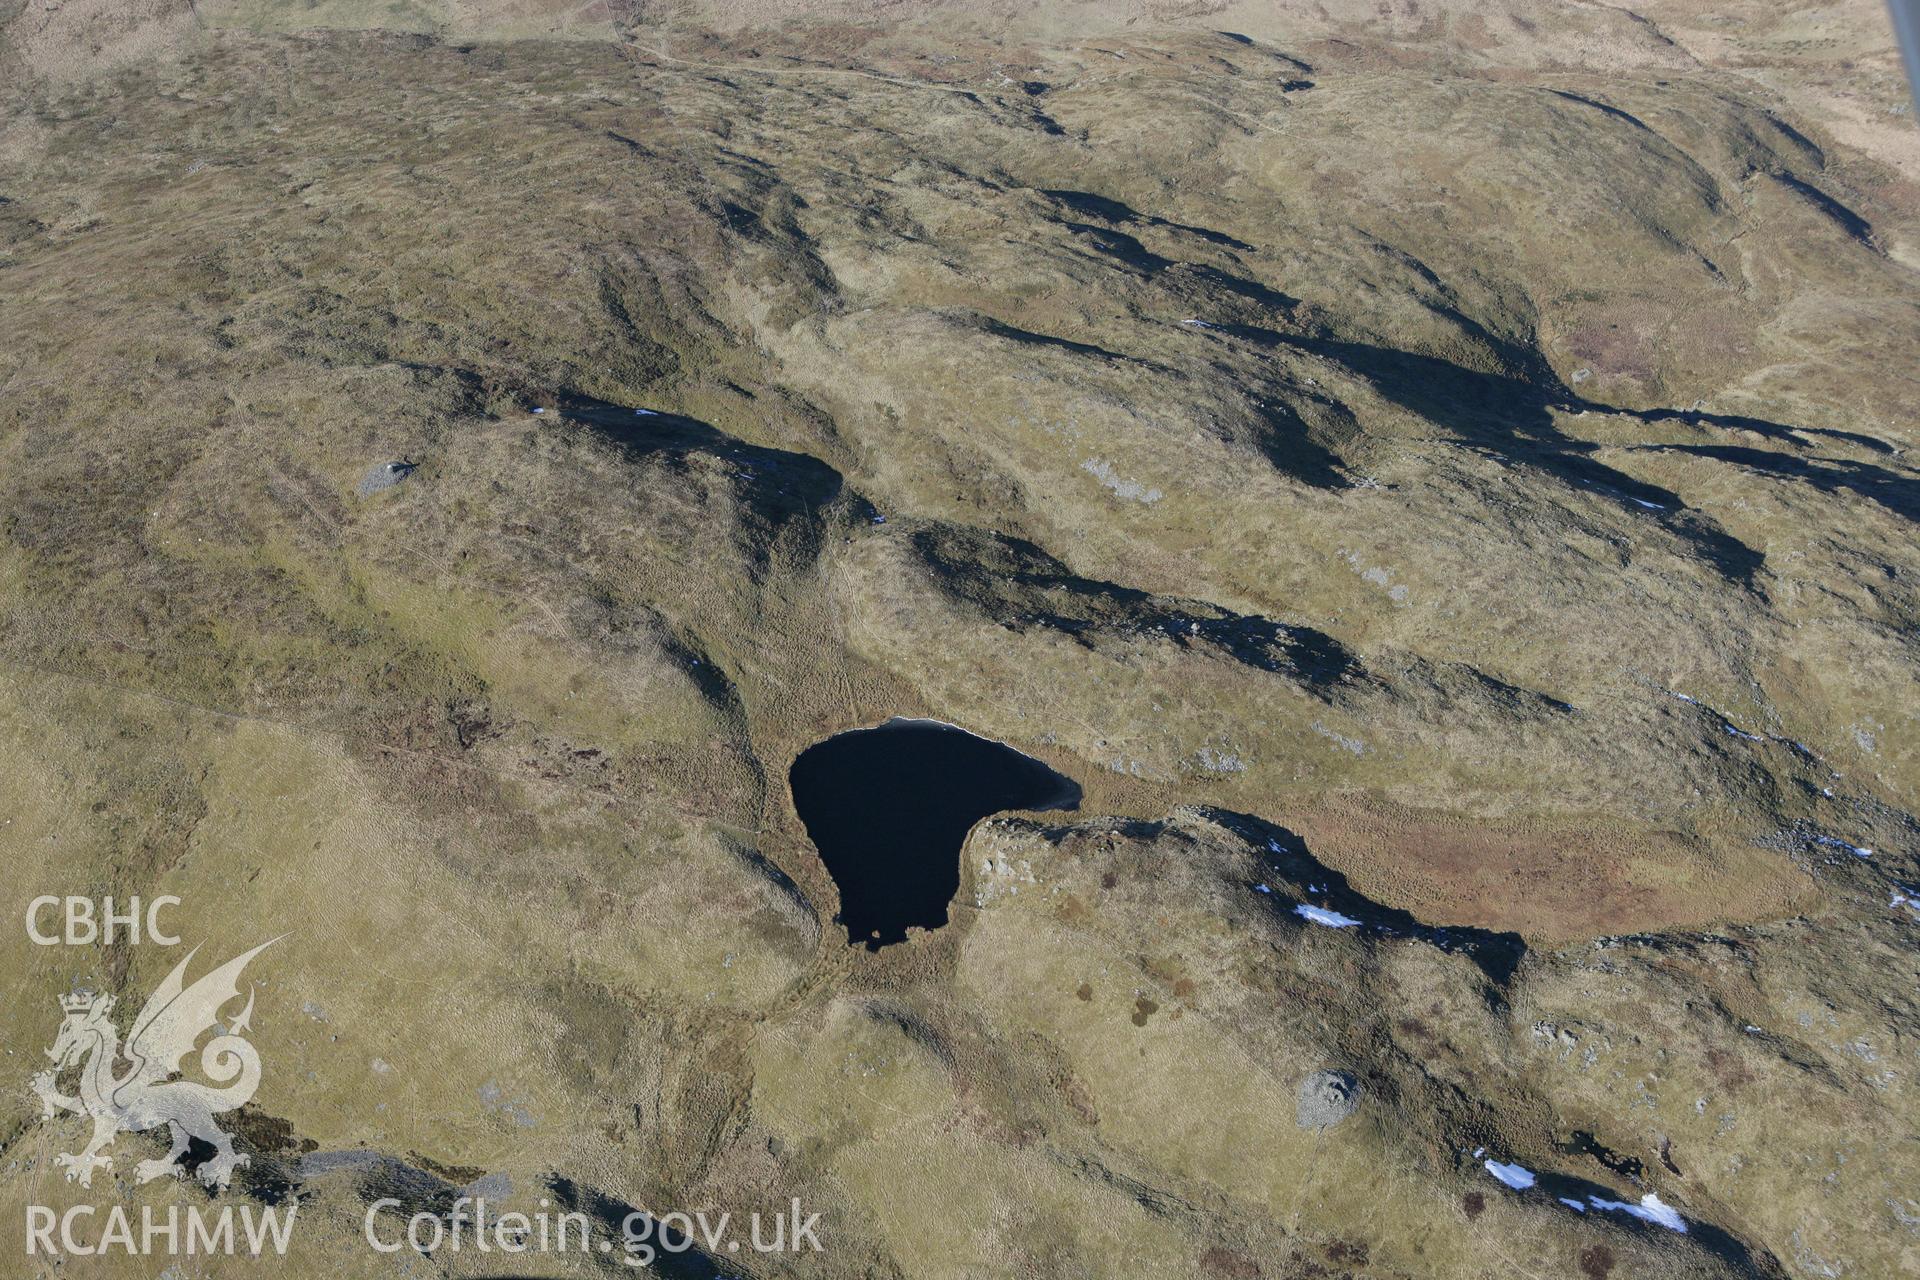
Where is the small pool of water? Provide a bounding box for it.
[789,718,1080,949]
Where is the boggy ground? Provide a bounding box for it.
[1,2,1917,1276]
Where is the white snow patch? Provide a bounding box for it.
[1813,834,1873,858]
[1295,904,1362,929]
[1589,1193,1687,1234]
[1484,1160,1536,1190]
[1559,1197,1588,1212]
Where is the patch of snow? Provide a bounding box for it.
[1295,903,1362,929]
[1725,724,1764,743]
[1484,1160,1536,1190]
[1812,834,1872,858]
[1559,1197,1588,1212]
[1589,1193,1687,1234]
[1892,887,1920,920]
[634,408,658,416]
[1253,884,1272,895]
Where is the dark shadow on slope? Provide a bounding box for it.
[1547,89,1656,134]
[1772,173,1879,253]
[980,317,1143,364]
[1042,188,1256,249]
[1244,388,1352,489]
[1019,102,1069,136]
[910,523,1362,691]
[561,395,842,513]
[557,394,846,548]
[298,1150,463,1214]
[604,129,654,155]
[1045,192,1305,320]
[1629,443,1920,524]
[1560,1130,1645,1180]
[1199,807,1527,989]
[1185,263,1299,312]
[717,829,819,931]
[1634,405,1895,455]
[654,616,749,715]
[216,1113,741,1273]
[973,313,1190,380]
[239,1143,486,1228]
[1517,1168,1788,1278]
[1061,220,1177,273]
[1267,333,1912,521]
[1204,327,1771,581]
[547,1176,731,1277]
[1211,31,1315,73]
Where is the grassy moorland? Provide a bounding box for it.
[2,2,1917,1275]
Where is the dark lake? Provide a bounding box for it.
[789,718,1081,949]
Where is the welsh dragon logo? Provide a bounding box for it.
[31,937,280,1190]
